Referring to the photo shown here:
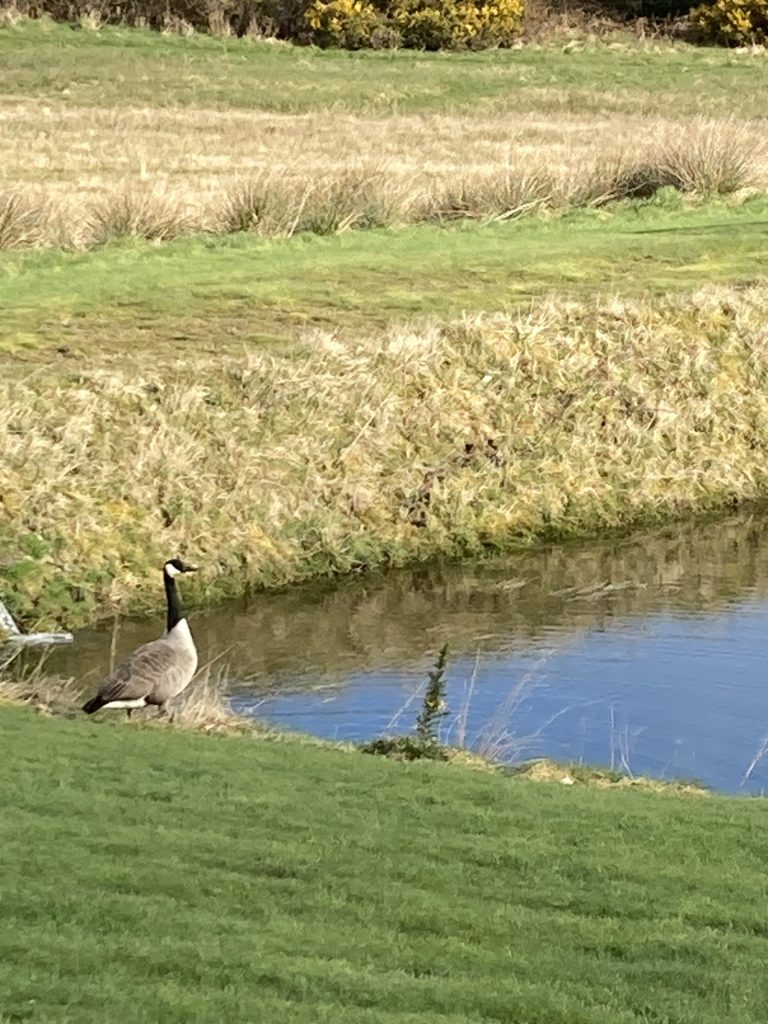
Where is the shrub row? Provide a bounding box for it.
[306,0,524,50]
[18,0,524,47]
[14,0,768,47]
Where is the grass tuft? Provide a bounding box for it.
[218,175,277,234]
[169,665,249,733]
[86,186,193,245]
[0,190,50,249]
[605,121,758,201]
[0,650,80,717]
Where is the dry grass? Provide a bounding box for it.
[5,283,768,626]
[511,758,711,794]
[86,185,194,245]
[0,189,51,249]
[169,664,251,732]
[0,650,81,716]
[1,102,765,248]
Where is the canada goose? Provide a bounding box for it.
[82,558,198,719]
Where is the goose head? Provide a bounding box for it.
[163,558,198,578]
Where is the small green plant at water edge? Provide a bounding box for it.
[360,644,450,761]
[415,643,449,745]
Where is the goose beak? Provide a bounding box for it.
[184,564,199,573]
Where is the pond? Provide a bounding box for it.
[48,512,768,794]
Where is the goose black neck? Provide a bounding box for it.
[164,571,184,633]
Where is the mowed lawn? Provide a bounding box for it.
[4,200,768,360]
[2,705,768,1023]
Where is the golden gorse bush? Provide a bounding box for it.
[304,0,384,47]
[303,0,524,47]
[691,0,768,43]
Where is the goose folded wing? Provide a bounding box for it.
[96,640,178,703]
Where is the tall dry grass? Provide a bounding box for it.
[0,647,81,716]
[0,191,51,249]
[4,284,768,626]
[0,108,764,249]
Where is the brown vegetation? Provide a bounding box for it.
[4,284,768,626]
[0,109,763,249]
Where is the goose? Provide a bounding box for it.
[82,558,198,719]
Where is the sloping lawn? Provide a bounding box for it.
[2,706,768,1023]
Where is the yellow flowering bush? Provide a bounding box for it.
[471,0,524,45]
[305,0,384,46]
[305,0,523,48]
[690,0,768,44]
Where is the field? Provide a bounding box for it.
[2,20,768,629]
[3,704,768,1024]
[5,22,768,1023]
[3,21,768,250]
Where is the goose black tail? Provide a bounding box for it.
[82,695,105,715]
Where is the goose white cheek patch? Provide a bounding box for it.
[164,563,181,577]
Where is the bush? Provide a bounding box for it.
[360,645,451,762]
[17,0,523,44]
[304,0,383,47]
[690,0,768,43]
[305,0,523,48]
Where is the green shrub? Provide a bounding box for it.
[360,645,450,762]
[391,0,458,48]
[415,643,449,744]
[690,0,768,43]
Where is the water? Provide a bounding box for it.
[48,513,768,794]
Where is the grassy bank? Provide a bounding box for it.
[2,704,768,1023]
[5,283,768,627]
[4,19,768,630]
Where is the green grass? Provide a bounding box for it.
[4,198,768,360]
[2,705,768,1023]
[3,19,768,116]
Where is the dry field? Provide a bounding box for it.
[2,98,767,246]
[2,21,768,247]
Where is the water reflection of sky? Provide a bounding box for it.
[238,600,768,794]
